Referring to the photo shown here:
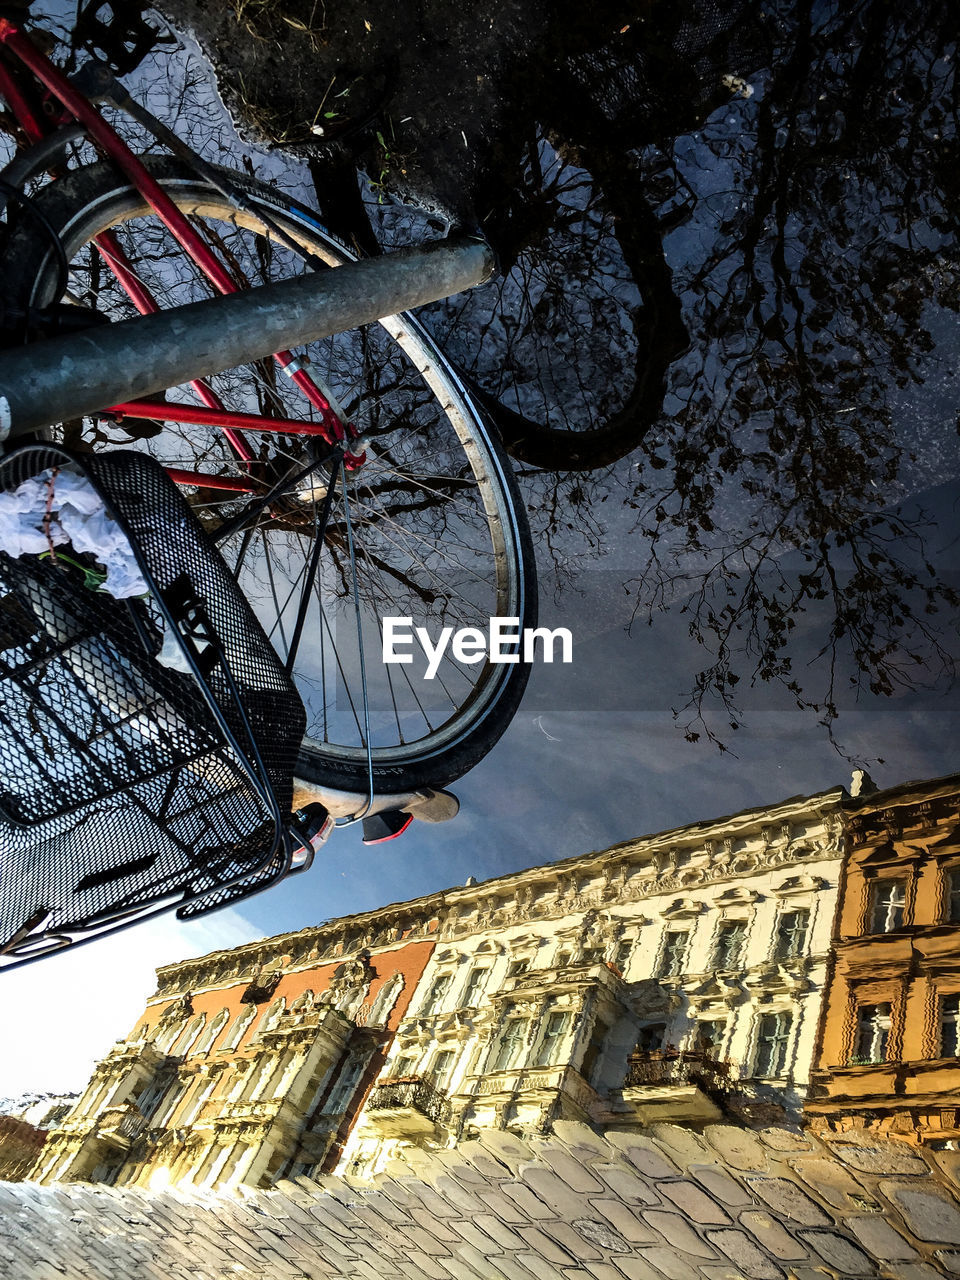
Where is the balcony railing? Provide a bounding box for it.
[95,1103,147,1147]
[366,1076,450,1126]
[624,1051,732,1096]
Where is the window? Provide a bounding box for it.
[421,974,451,1015]
[366,973,404,1027]
[222,1004,257,1052]
[946,870,960,925]
[461,967,488,1008]
[773,909,809,960]
[853,1003,892,1064]
[255,999,285,1039]
[506,959,529,978]
[555,950,573,970]
[580,1018,611,1084]
[492,1018,529,1071]
[754,1011,793,1076]
[941,995,960,1058]
[635,1023,666,1055]
[868,879,906,934]
[534,1011,569,1067]
[614,941,632,973]
[658,930,689,977]
[170,1014,206,1057]
[581,946,606,966]
[323,1057,366,1114]
[713,920,747,970]
[193,1009,230,1056]
[391,1054,416,1079]
[430,1049,455,1090]
[694,1020,726,1059]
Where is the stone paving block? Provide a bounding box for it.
[572,1217,634,1254]
[539,1220,606,1261]
[608,1258,665,1280]
[591,1164,661,1206]
[699,1269,761,1280]
[601,1134,680,1180]
[932,1152,960,1195]
[520,1166,597,1218]
[689,1165,755,1207]
[738,1209,809,1260]
[788,1154,868,1210]
[456,1140,513,1181]
[705,1228,787,1279]
[588,1197,659,1243]
[827,1139,931,1177]
[434,1255,492,1280]
[407,1205,463,1243]
[475,1186,534,1224]
[518,1249,583,1280]
[539,1143,607,1193]
[515,1224,579,1264]
[303,1202,362,1245]
[433,1152,492,1185]
[658,1178,731,1224]
[703,1126,770,1173]
[486,1254,543,1280]
[882,1266,942,1280]
[397,1222,457,1255]
[744,1176,832,1226]
[361,1189,415,1225]
[476,1214,536,1251]
[430,1173,488,1216]
[452,1217,509,1255]
[638,1246,714,1279]
[406,1250,458,1279]
[647,1125,711,1169]
[937,1250,960,1274]
[502,1181,559,1221]
[476,1130,539,1171]
[844,1213,920,1261]
[758,1128,816,1153]
[797,1227,878,1274]
[454,1240,512,1279]
[884,1184,960,1244]
[642,1209,718,1258]
[552,1121,613,1154]
[586,1264,642,1280]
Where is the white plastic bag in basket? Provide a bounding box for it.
[0,468,149,598]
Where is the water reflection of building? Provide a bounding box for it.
[807,773,960,1146]
[31,918,438,1189]
[341,787,845,1177]
[31,785,846,1192]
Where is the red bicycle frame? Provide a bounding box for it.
[0,19,363,491]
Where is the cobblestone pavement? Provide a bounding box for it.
[4,1122,960,1278]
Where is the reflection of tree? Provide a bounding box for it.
[58,0,960,750]
[618,0,960,748]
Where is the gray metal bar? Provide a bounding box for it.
[0,236,494,438]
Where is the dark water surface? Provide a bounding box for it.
[9,0,960,930]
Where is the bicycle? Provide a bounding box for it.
[0,5,536,961]
[0,5,535,793]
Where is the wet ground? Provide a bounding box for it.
[8,0,960,757]
[5,0,960,1048]
[149,0,960,744]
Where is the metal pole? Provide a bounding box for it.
[0,236,494,438]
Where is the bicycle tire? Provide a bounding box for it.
[426,133,688,472]
[5,157,536,792]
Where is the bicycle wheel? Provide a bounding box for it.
[426,131,689,471]
[6,157,536,792]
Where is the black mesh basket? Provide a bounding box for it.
[0,445,307,969]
